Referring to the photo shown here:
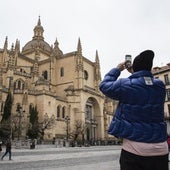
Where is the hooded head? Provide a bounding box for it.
[132,50,154,72]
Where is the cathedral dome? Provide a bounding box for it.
[22,17,52,55]
[22,39,52,54]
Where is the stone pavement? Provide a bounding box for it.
[0,145,121,170]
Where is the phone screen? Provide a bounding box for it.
[125,55,132,69]
[125,55,132,62]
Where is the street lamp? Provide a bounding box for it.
[10,118,14,139]
[16,104,25,140]
[65,116,70,141]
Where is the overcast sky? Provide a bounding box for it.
[0,0,170,78]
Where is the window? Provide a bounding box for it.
[62,107,66,118]
[20,68,26,73]
[18,80,21,89]
[42,70,48,80]
[14,79,24,90]
[84,70,88,80]
[85,98,94,121]
[164,74,170,85]
[60,67,64,77]
[85,104,92,120]
[167,89,170,101]
[57,105,60,118]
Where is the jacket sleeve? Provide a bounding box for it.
[99,68,122,100]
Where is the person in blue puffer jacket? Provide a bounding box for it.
[99,50,169,170]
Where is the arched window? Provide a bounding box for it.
[57,105,60,118]
[14,79,25,90]
[62,107,66,118]
[18,80,21,89]
[84,70,88,80]
[85,98,94,120]
[60,67,64,77]
[85,104,92,120]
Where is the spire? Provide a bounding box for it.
[13,39,20,68]
[37,16,41,26]
[3,36,8,50]
[33,16,44,40]
[75,38,83,72]
[52,37,63,58]
[2,36,8,66]
[77,37,82,55]
[15,39,20,52]
[94,50,101,84]
[75,38,84,89]
[95,50,99,64]
[54,38,59,47]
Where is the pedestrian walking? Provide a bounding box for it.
[99,50,169,170]
[1,138,12,160]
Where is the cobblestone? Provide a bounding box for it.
[0,145,121,170]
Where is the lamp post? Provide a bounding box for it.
[16,104,25,141]
[10,118,13,139]
[65,116,70,142]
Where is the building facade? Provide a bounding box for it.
[152,64,170,133]
[152,64,170,118]
[0,18,114,142]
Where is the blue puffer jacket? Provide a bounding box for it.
[99,68,167,143]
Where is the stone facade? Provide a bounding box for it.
[0,18,114,142]
[152,64,170,134]
[152,64,170,118]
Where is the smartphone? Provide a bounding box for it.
[125,55,132,69]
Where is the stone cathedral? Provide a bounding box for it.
[0,18,115,142]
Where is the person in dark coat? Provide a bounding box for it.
[99,50,168,170]
[1,139,12,160]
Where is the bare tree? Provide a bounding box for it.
[38,113,55,140]
[69,120,86,145]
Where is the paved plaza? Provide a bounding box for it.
[0,145,121,170]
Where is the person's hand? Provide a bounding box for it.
[117,61,134,73]
[126,66,133,74]
[116,62,126,71]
